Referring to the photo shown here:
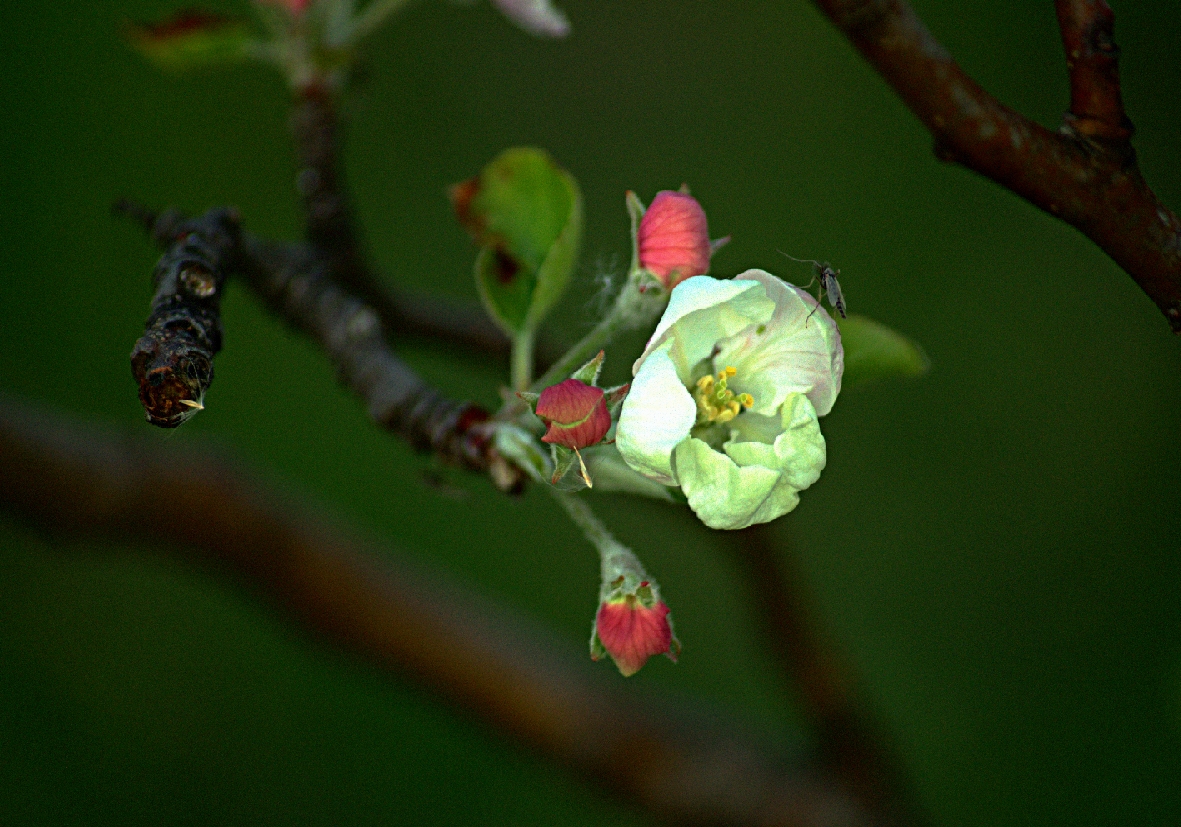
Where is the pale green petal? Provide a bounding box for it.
[715,270,843,417]
[616,345,696,485]
[633,276,773,376]
[673,437,800,530]
[724,394,826,491]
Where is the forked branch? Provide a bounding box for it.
[812,0,1181,332]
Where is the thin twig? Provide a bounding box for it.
[287,83,561,364]
[119,204,240,427]
[0,394,869,827]
[732,524,927,827]
[119,206,515,484]
[811,0,1181,332]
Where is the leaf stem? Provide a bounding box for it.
[530,277,665,392]
[511,326,536,391]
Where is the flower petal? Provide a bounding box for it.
[715,269,844,416]
[595,599,674,677]
[616,345,696,485]
[673,437,797,530]
[724,393,826,492]
[637,191,712,289]
[490,0,570,37]
[634,276,774,376]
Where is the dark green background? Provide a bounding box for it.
[2,1,1179,824]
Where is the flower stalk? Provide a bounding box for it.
[550,490,679,676]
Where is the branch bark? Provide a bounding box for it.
[811,0,1181,332]
[0,394,869,827]
[119,205,520,485]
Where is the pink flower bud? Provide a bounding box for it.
[535,379,611,450]
[594,590,676,677]
[637,191,712,289]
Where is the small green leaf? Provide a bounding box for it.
[453,148,582,335]
[837,313,930,389]
[127,11,253,71]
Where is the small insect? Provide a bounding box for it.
[778,252,847,320]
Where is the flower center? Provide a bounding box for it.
[694,366,753,425]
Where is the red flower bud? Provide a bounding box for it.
[637,191,712,289]
[594,593,676,677]
[535,379,611,450]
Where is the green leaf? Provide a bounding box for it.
[837,313,930,389]
[454,148,582,336]
[127,11,253,71]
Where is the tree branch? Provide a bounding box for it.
[732,525,928,827]
[123,205,239,426]
[289,83,526,356]
[119,205,521,487]
[812,0,1181,332]
[0,394,870,827]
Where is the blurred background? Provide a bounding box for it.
[2,0,1180,824]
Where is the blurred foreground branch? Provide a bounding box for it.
[812,0,1181,332]
[733,526,927,827]
[0,394,869,827]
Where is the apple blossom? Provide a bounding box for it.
[615,269,843,530]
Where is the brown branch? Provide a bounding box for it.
[812,0,1181,332]
[120,205,521,487]
[289,83,526,357]
[732,525,927,827]
[1056,0,1132,144]
[0,394,871,827]
[123,206,239,427]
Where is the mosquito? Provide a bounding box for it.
[778,251,847,321]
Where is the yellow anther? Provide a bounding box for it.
[693,367,755,425]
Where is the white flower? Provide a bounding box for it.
[616,270,843,530]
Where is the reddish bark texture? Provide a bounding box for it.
[812,0,1181,332]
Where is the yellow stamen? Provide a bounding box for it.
[694,367,754,425]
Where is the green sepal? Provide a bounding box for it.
[625,190,645,276]
[456,148,582,336]
[515,391,541,411]
[580,444,673,501]
[493,423,552,484]
[602,384,629,418]
[589,624,607,660]
[127,11,254,71]
[837,313,930,389]
[550,445,589,491]
[569,350,604,386]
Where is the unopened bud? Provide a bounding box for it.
[637,190,713,289]
[535,379,611,450]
